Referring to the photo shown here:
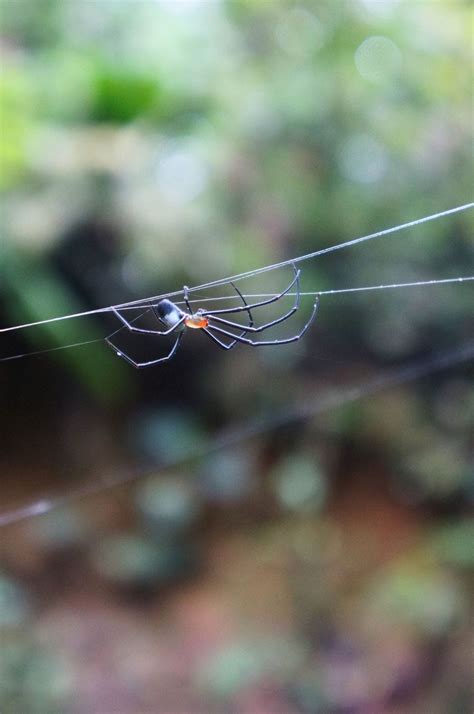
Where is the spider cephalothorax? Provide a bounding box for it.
[106,264,319,368]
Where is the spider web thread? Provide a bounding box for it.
[0,337,472,527]
[1,202,472,336]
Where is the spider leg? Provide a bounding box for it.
[186,281,254,351]
[206,266,300,332]
[208,307,298,333]
[201,264,299,316]
[208,308,298,333]
[183,286,193,314]
[216,281,255,350]
[183,282,254,328]
[208,276,300,333]
[106,332,184,368]
[110,307,186,335]
[202,327,236,350]
[229,281,254,328]
[206,297,319,347]
[201,284,254,351]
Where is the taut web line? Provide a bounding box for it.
[1,202,472,337]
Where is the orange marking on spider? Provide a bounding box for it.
[184,315,209,329]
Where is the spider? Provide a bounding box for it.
[106,264,319,368]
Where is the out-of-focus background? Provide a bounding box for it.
[0,1,473,712]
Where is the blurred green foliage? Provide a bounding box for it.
[1,0,472,396]
[0,3,473,712]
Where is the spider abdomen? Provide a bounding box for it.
[156,299,185,329]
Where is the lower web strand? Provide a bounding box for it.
[0,338,472,527]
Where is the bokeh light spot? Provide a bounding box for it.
[355,35,402,83]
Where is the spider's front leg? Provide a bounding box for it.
[206,297,319,347]
[183,282,254,351]
[201,264,300,317]
[183,286,193,315]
